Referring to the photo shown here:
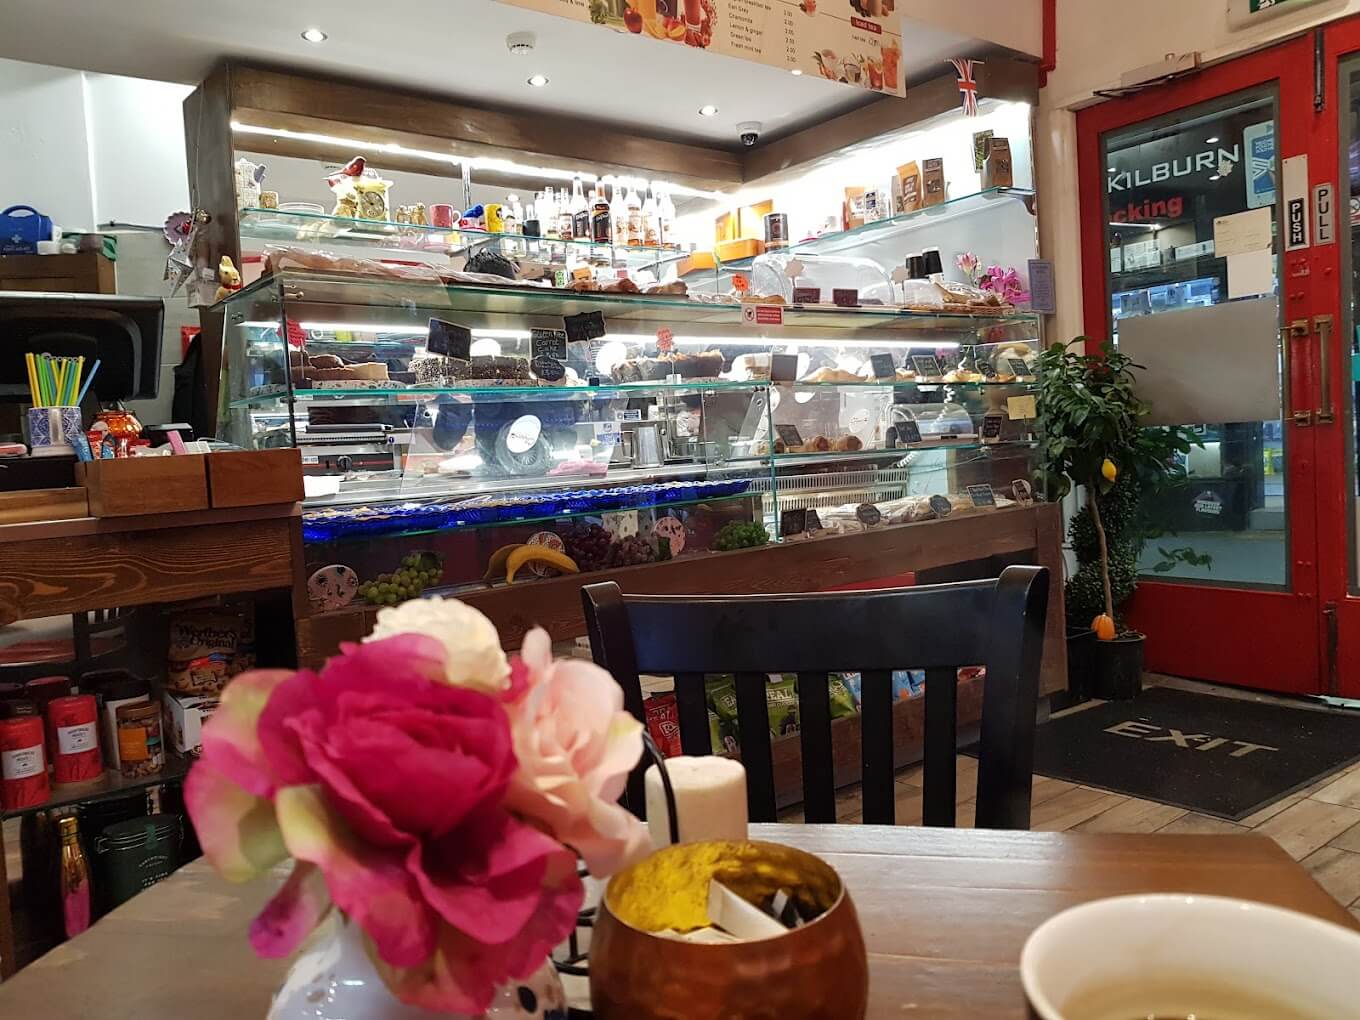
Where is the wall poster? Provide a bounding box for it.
[499,0,905,96]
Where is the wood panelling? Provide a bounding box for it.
[0,512,297,625]
[228,65,744,190]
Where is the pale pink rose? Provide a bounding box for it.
[501,628,649,876]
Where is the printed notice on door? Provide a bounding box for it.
[496,0,905,96]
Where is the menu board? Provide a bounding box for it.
[499,0,905,97]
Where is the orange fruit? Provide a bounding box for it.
[1092,614,1116,641]
[1101,458,1117,483]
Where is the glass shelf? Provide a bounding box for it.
[0,755,191,821]
[229,378,765,409]
[765,439,1037,463]
[714,187,1037,270]
[780,378,1036,390]
[222,270,1040,334]
[239,208,690,270]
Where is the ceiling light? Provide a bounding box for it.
[1206,136,1220,144]
[527,74,549,88]
[791,69,803,76]
[301,28,328,43]
[699,105,719,117]
[1208,174,1221,181]
[1107,167,1118,173]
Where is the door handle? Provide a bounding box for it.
[1283,320,1312,427]
[1314,314,1335,424]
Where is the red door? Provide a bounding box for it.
[1076,35,1325,695]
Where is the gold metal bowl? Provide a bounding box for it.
[589,840,869,1020]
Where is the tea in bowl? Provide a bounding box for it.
[1020,894,1360,1019]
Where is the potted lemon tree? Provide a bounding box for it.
[1035,339,1200,699]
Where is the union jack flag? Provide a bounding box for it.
[950,58,980,116]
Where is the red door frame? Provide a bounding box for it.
[1314,18,1360,697]
[1076,34,1322,695]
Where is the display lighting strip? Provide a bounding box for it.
[242,320,960,351]
[230,121,728,201]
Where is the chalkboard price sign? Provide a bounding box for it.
[895,418,923,445]
[530,328,568,360]
[780,509,806,537]
[966,484,997,508]
[870,353,896,379]
[427,318,472,360]
[775,424,804,449]
[564,310,607,343]
[981,413,1005,441]
[770,353,799,382]
[912,354,942,379]
[856,503,882,525]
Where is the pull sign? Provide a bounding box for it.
[1314,182,1336,247]
[1283,154,1310,252]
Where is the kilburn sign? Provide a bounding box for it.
[1108,144,1241,193]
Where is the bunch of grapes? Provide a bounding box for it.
[605,534,658,568]
[560,522,613,573]
[713,521,769,551]
[358,552,444,606]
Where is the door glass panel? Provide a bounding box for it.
[1341,60,1360,595]
[1102,89,1287,588]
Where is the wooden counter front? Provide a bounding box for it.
[0,503,303,626]
[296,502,1067,695]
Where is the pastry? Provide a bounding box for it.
[831,435,863,452]
[739,293,786,304]
[801,367,864,384]
[642,280,688,296]
[800,435,831,453]
[411,354,448,384]
[309,354,344,370]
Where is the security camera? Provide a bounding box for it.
[737,121,762,147]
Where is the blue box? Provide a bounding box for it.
[0,205,54,254]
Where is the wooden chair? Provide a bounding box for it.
[581,565,1049,830]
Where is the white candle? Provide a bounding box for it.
[644,755,748,848]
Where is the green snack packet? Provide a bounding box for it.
[828,675,857,720]
[766,673,799,737]
[708,679,739,736]
[708,709,724,754]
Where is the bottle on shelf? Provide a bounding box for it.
[571,175,590,242]
[625,185,643,247]
[657,186,676,248]
[610,181,628,248]
[59,814,90,938]
[591,184,612,244]
[504,194,522,256]
[560,180,579,241]
[542,188,559,240]
[641,187,660,248]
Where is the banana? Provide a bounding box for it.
[506,546,579,584]
[484,543,525,582]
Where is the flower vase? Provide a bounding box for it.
[268,913,568,1020]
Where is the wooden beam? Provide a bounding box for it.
[742,56,1039,182]
[225,64,743,191]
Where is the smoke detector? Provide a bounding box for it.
[507,32,536,55]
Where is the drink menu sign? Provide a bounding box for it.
[499,0,904,96]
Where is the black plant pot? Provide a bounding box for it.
[1065,626,1098,703]
[1091,633,1145,700]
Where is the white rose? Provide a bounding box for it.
[363,597,510,694]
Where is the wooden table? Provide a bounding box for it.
[1,823,1352,1017]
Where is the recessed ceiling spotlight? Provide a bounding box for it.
[699,104,719,117]
[791,68,803,76]
[301,28,328,43]
[527,74,550,88]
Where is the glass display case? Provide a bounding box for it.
[219,268,1041,611]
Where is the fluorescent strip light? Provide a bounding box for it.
[230,122,728,201]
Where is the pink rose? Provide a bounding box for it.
[502,628,650,876]
[186,635,582,1014]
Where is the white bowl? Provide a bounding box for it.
[1020,894,1360,1019]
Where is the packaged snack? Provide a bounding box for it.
[115,701,164,779]
[708,709,724,754]
[766,674,799,736]
[644,692,682,758]
[922,157,946,207]
[982,137,1013,189]
[894,161,921,214]
[894,669,926,699]
[827,675,858,719]
[166,610,241,695]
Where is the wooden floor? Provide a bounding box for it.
[780,674,1360,922]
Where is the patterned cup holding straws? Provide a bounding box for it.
[26,405,83,457]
